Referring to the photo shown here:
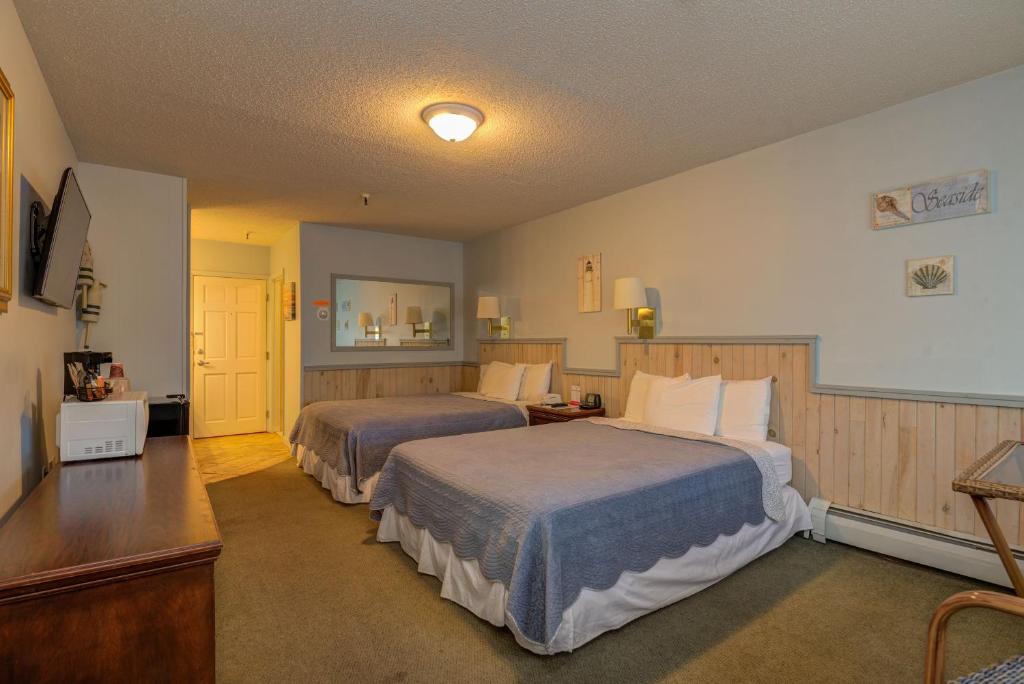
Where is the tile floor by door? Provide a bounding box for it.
[192,432,292,484]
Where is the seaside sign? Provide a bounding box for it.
[872,169,989,230]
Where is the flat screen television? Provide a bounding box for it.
[32,168,91,308]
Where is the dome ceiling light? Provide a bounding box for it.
[421,103,484,142]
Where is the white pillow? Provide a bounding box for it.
[623,370,689,422]
[478,361,526,401]
[517,362,552,401]
[476,363,490,392]
[716,377,772,441]
[643,374,723,436]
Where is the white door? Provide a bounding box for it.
[192,276,267,438]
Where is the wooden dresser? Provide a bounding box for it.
[0,437,222,683]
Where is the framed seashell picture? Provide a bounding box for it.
[906,255,954,297]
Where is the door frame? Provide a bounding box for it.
[269,272,285,435]
[189,270,276,438]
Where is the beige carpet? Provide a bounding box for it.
[207,460,1023,683]
[192,433,291,484]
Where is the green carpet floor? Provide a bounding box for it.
[207,460,1023,683]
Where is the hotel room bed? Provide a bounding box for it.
[368,418,811,654]
[290,392,528,503]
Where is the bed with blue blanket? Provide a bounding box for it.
[369,417,812,654]
[291,392,528,503]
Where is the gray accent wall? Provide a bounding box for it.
[465,66,1024,399]
[77,163,189,399]
[300,223,464,367]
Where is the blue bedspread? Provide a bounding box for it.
[289,394,526,489]
[369,420,776,648]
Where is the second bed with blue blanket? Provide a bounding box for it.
[369,418,809,653]
[291,393,527,503]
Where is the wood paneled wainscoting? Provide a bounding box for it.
[302,363,472,405]
[478,337,1024,549]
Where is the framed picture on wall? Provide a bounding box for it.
[387,293,398,326]
[577,253,601,313]
[0,67,14,315]
[906,255,955,297]
[283,281,296,320]
[872,170,989,230]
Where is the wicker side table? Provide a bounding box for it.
[952,440,1024,596]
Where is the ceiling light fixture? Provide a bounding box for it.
[421,102,484,142]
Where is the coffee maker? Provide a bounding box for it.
[63,350,112,397]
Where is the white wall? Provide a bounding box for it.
[270,226,301,433]
[0,0,79,520]
[76,163,188,399]
[465,66,1024,397]
[191,239,269,277]
[300,223,463,367]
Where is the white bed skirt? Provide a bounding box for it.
[294,444,380,504]
[377,485,812,654]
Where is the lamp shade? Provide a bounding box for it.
[476,296,500,319]
[405,306,424,324]
[613,277,647,309]
[358,312,373,327]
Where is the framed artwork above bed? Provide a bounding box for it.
[577,253,601,313]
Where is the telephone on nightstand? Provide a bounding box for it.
[540,393,563,406]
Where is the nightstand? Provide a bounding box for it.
[527,404,606,426]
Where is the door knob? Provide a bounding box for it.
[197,360,209,366]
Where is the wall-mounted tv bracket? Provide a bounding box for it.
[29,201,51,264]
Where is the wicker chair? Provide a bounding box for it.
[925,590,1024,683]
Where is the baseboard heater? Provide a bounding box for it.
[808,498,1024,589]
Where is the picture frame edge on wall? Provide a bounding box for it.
[0,66,14,315]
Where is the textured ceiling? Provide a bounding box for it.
[15,1,1024,245]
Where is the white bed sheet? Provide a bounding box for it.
[377,485,811,654]
[735,438,792,485]
[295,445,380,503]
[450,391,532,419]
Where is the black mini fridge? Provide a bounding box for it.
[148,395,190,437]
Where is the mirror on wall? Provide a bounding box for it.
[331,274,453,351]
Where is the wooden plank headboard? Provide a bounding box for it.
[477,338,1024,550]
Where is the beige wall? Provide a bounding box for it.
[192,238,269,278]
[0,0,79,520]
[464,66,1024,398]
[77,163,188,399]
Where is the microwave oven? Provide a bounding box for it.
[58,391,149,462]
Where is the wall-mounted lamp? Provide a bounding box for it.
[614,277,655,339]
[477,296,511,339]
[358,311,380,339]
[405,306,431,338]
